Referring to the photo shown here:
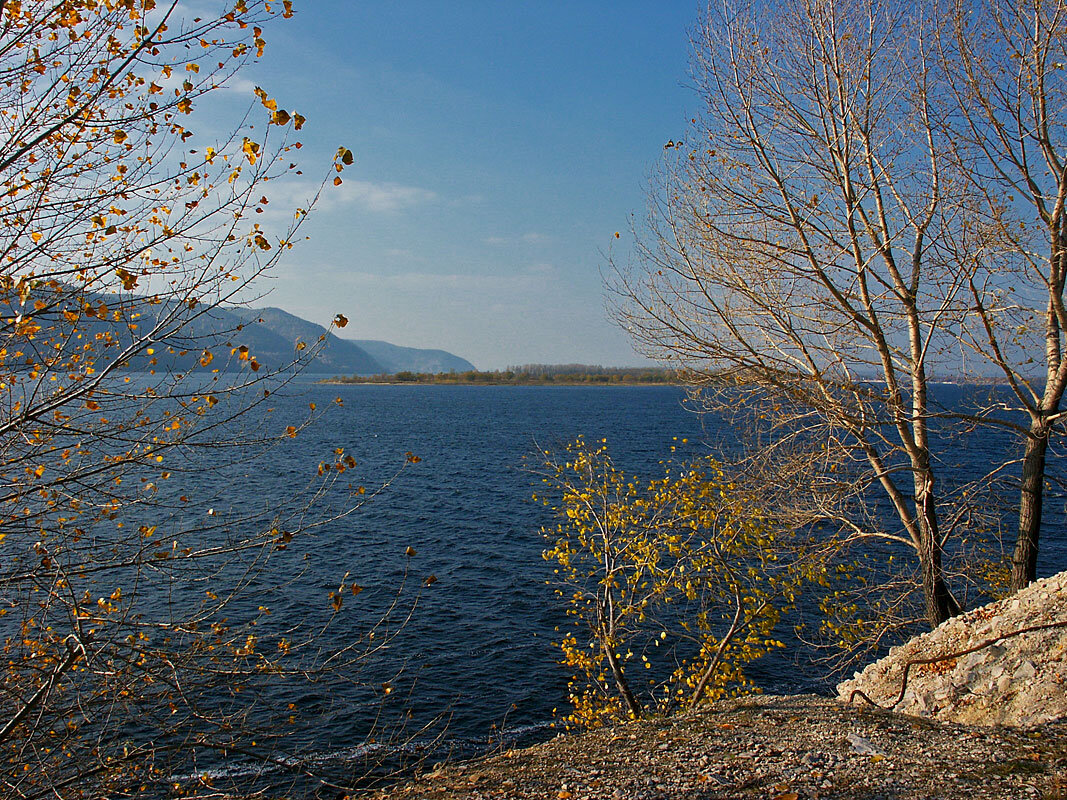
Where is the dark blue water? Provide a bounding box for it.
[120,381,734,789]
[198,381,1066,756]
[262,383,722,749]
[76,380,1067,791]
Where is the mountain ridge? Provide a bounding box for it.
[348,339,475,374]
[227,306,475,375]
[1,288,473,376]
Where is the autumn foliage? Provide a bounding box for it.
[0,2,395,796]
[538,438,805,729]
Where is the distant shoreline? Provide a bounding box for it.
[318,367,680,387]
[317,379,681,387]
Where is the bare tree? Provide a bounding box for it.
[617,0,981,630]
[0,2,418,797]
[940,0,1067,591]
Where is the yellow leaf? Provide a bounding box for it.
[115,267,138,290]
[333,313,348,328]
[242,138,260,165]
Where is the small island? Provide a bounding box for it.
[322,364,679,385]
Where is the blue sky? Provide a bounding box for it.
[238,1,701,369]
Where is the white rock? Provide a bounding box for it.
[1013,661,1037,681]
[837,568,1067,727]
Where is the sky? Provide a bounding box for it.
[225,1,702,369]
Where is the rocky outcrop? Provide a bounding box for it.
[837,570,1067,727]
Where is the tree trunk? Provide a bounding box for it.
[689,592,744,710]
[918,524,960,628]
[601,625,641,719]
[599,590,641,719]
[1013,423,1049,591]
[915,468,961,628]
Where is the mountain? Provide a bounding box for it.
[224,308,476,375]
[4,289,471,376]
[227,309,475,374]
[228,307,384,374]
[350,340,476,374]
[110,304,385,375]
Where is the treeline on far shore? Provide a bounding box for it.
[327,364,678,385]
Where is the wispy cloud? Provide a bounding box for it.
[216,76,259,95]
[484,231,550,246]
[253,177,437,217]
[342,180,437,213]
[343,263,558,293]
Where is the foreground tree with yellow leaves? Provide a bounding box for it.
[0,2,409,796]
[539,438,807,728]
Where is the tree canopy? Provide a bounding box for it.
[0,2,407,796]
[617,0,1067,635]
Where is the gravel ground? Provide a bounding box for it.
[362,694,1067,800]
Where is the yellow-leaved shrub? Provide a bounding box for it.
[537,437,807,728]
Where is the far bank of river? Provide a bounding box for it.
[318,367,679,387]
[318,379,680,386]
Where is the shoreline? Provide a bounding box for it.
[317,380,681,387]
[366,693,1066,799]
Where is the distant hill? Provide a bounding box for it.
[227,307,384,374]
[350,340,476,374]
[224,308,476,375]
[106,304,386,375]
[2,289,471,376]
[328,367,675,385]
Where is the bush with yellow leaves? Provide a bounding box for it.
[538,437,807,728]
